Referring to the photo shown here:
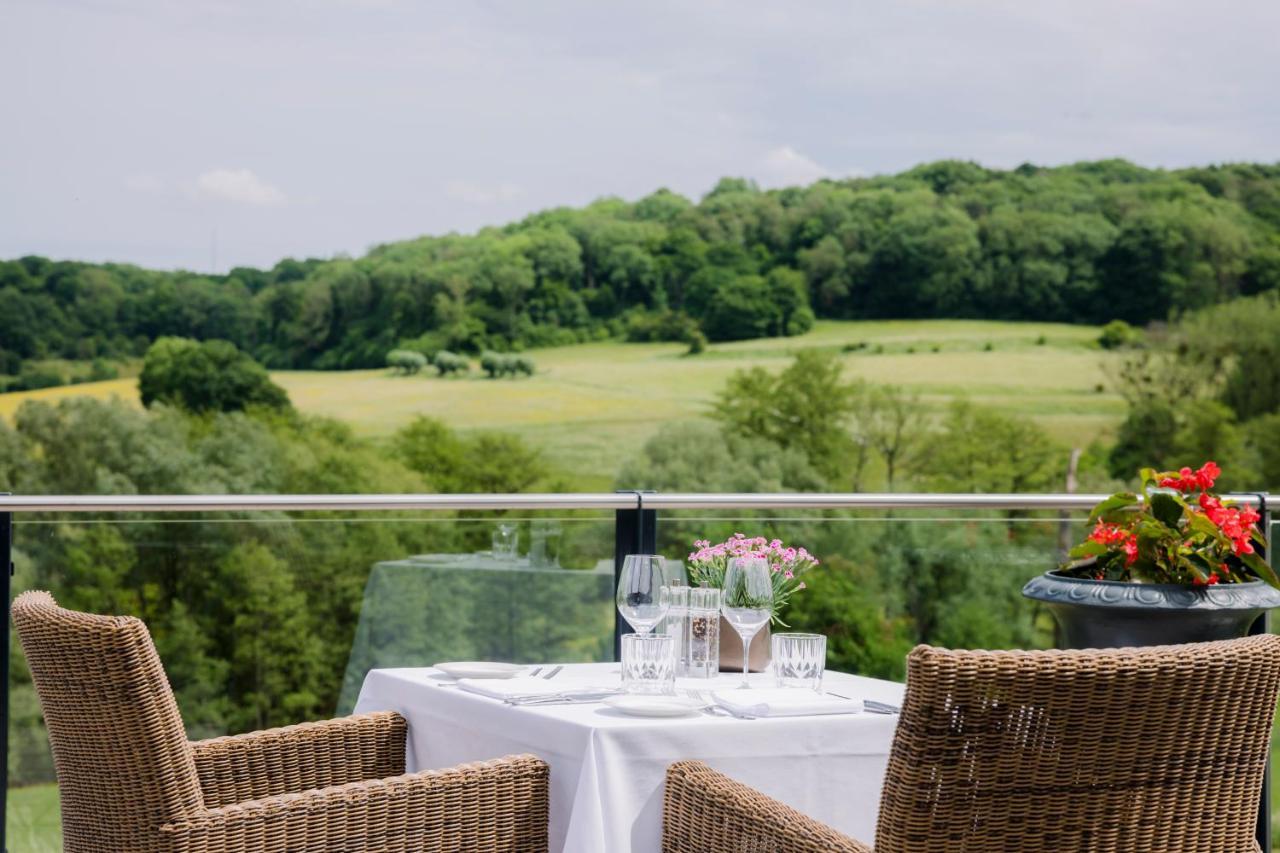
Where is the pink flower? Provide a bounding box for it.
[797,582,806,590]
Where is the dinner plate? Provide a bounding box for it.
[435,661,527,679]
[603,695,703,718]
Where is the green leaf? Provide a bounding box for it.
[1148,492,1185,528]
[1139,468,1158,489]
[1069,541,1109,559]
[1186,512,1221,539]
[1240,551,1280,589]
[1088,492,1139,525]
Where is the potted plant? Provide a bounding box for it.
[687,533,819,671]
[1023,461,1280,648]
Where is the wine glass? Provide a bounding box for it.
[616,554,670,635]
[721,556,774,689]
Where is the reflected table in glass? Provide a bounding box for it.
[354,661,904,853]
[338,554,616,712]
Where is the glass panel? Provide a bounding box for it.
[5,510,615,852]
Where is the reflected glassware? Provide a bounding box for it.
[721,557,773,689]
[620,633,676,694]
[492,523,519,561]
[616,555,670,635]
[772,633,826,690]
[528,520,561,568]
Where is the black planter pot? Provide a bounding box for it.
[1021,571,1280,649]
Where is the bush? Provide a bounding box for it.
[88,359,119,382]
[1035,335,1047,346]
[685,331,707,356]
[16,367,66,391]
[1098,319,1138,350]
[386,349,427,375]
[480,352,535,378]
[433,351,469,376]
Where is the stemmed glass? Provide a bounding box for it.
[721,556,774,689]
[616,554,670,635]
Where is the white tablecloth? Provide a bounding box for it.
[354,662,904,852]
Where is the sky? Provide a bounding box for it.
[2,0,1277,272]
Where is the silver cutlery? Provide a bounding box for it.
[864,700,900,715]
[506,690,618,706]
[542,665,564,680]
[825,691,900,715]
[686,689,754,720]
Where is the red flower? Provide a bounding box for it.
[1195,461,1220,490]
[1161,461,1221,492]
[1206,575,1220,585]
[1122,538,1139,567]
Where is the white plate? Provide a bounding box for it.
[604,694,703,718]
[435,661,527,680]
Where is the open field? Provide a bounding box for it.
[0,320,1125,489]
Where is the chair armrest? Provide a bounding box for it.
[663,760,873,853]
[189,711,407,808]
[160,754,549,853]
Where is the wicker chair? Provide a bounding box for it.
[663,634,1280,853]
[13,590,550,852]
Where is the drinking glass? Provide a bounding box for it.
[772,633,826,690]
[620,634,676,694]
[721,557,774,689]
[492,523,518,561]
[616,554,670,635]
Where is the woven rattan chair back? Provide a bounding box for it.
[875,635,1280,853]
[12,590,205,851]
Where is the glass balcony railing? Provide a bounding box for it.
[0,493,1273,851]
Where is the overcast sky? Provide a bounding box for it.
[2,0,1277,272]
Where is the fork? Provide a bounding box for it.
[686,689,753,719]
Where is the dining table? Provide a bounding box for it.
[354,661,905,852]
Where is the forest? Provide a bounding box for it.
[4,159,1280,387]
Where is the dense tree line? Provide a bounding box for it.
[5,160,1280,378]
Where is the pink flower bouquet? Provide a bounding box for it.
[687,533,820,625]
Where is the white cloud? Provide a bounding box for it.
[193,168,287,206]
[755,145,832,189]
[444,180,524,205]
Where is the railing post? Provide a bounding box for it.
[1255,494,1273,853]
[613,491,656,660]
[2,498,11,853]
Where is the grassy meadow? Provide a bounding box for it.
[0,320,1124,489]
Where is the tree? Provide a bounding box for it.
[139,337,290,413]
[861,385,928,491]
[392,416,546,493]
[926,401,1061,493]
[714,351,857,483]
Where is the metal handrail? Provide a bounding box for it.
[0,491,1265,513]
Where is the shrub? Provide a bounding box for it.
[1098,319,1138,350]
[386,349,427,375]
[433,351,470,376]
[982,342,994,352]
[88,359,119,382]
[480,352,535,378]
[1035,335,1047,346]
[685,331,708,356]
[17,367,66,391]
